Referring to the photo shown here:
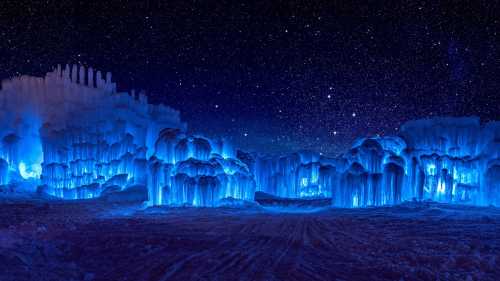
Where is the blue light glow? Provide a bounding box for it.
[18,162,42,179]
[0,68,499,208]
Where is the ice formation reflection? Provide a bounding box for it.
[0,66,499,207]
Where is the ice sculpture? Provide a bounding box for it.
[1,66,498,207]
[149,129,255,206]
[0,65,185,198]
[244,118,500,207]
[247,151,337,199]
[0,65,254,206]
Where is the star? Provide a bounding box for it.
[0,1,496,157]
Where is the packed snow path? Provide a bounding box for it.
[0,200,499,280]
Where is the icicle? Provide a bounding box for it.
[63,64,71,82]
[88,67,94,87]
[71,64,77,83]
[104,72,111,92]
[96,71,103,89]
[79,65,85,84]
[106,72,112,84]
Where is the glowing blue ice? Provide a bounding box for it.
[247,118,500,207]
[0,67,498,207]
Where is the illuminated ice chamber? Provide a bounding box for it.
[0,65,499,207]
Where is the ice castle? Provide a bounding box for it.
[0,65,499,207]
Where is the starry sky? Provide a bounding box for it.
[0,1,499,156]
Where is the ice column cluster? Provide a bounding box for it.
[0,65,254,206]
[1,66,498,207]
[243,117,500,206]
[149,128,255,206]
[239,150,337,198]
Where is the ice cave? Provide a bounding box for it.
[0,65,499,207]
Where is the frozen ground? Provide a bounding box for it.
[0,198,499,281]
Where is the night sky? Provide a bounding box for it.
[0,1,499,156]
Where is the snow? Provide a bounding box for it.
[0,200,498,280]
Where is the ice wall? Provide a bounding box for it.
[0,65,186,197]
[0,65,254,206]
[245,117,500,207]
[148,128,255,206]
[399,117,500,206]
[247,151,337,198]
[1,66,498,207]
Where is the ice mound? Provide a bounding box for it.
[218,197,261,208]
[254,191,331,208]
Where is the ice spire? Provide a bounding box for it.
[71,64,77,82]
[63,64,71,83]
[88,67,94,87]
[79,66,85,84]
[96,71,103,89]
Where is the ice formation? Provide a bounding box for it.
[243,118,500,207]
[0,65,254,206]
[0,66,499,207]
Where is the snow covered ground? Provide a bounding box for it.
[0,198,499,280]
